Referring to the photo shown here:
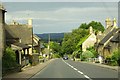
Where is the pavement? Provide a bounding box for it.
[2,59,55,80]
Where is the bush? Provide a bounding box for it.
[81,50,94,61]
[2,47,19,69]
[39,56,43,59]
[87,46,98,58]
[53,53,60,58]
[105,50,119,66]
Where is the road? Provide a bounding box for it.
[29,58,118,80]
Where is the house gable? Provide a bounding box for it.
[82,33,96,52]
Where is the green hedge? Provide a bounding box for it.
[2,47,19,69]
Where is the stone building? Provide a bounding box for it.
[0,4,6,56]
[33,34,41,54]
[82,26,96,52]
[5,19,33,67]
[96,18,119,59]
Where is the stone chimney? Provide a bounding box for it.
[105,18,112,29]
[112,18,117,27]
[28,18,32,28]
[89,26,93,34]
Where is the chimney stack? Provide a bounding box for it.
[113,18,117,27]
[89,26,93,34]
[28,18,32,28]
[105,18,112,29]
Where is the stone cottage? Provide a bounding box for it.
[96,18,119,59]
[5,19,33,67]
[82,26,96,52]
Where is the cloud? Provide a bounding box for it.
[6,7,117,22]
[5,6,117,33]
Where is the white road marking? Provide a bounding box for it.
[62,59,92,80]
[78,71,84,74]
[71,66,74,68]
[84,75,90,79]
[73,68,77,71]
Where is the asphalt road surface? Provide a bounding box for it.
[30,58,118,80]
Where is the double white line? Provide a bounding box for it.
[62,59,93,80]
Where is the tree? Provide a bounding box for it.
[79,21,105,33]
[49,41,61,54]
[61,29,89,56]
[61,21,104,56]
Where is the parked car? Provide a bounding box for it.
[63,55,68,60]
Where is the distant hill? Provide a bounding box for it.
[36,33,64,43]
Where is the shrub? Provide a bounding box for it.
[111,50,119,66]
[105,50,119,66]
[87,46,98,58]
[39,56,43,59]
[2,47,19,69]
[53,53,60,58]
[81,50,94,61]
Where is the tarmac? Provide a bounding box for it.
[2,58,119,80]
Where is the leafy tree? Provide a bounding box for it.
[88,21,105,32]
[49,41,61,54]
[61,21,104,56]
[61,29,89,56]
[79,23,88,29]
[79,21,105,33]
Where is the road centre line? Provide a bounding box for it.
[78,71,84,74]
[62,59,92,80]
[73,68,77,71]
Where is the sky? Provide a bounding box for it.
[2,2,118,34]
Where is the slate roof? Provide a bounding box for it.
[33,34,41,40]
[99,28,118,45]
[110,28,120,42]
[97,25,115,42]
[33,34,41,46]
[6,24,32,45]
